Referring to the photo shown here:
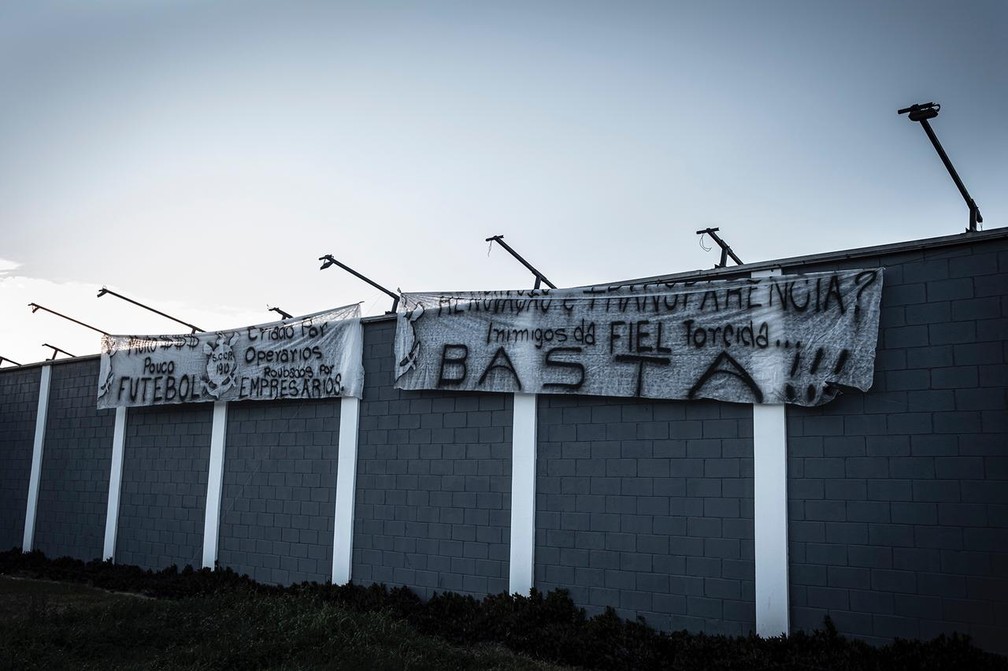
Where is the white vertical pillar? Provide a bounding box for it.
[202,401,228,569]
[22,365,51,551]
[331,396,361,585]
[509,392,538,595]
[102,406,128,561]
[753,403,790,636]
[751,268,790,637]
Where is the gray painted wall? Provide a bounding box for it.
[0,367,40,550]
[218,399,340,584]
[116,404,212,570]
[33,358,115,560]
[352,320,513,597]
[783,237,1008,653]
[0,231,1004,653]
[536,396,755,635]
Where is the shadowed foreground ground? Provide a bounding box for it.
[0,576,566,670]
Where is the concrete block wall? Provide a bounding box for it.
[536,396,755,635]
[0,229,1003,652]
[352,319,513,597]
[116,404,212,570]
[784,236,1008,653]
[0,367,40,550]
[33,358,115,560]
[217,399,340,584]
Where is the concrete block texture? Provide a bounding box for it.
[787,236,1008,654]
[34,359,116,561]
[117,403,213,570]
[0,231,1004,655]
[352,320,512,598]
[0,367,40,550]
[218,399,340,585]
[536,395,756,637]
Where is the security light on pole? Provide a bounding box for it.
[485,235,557,289]
[28,303,110,336]
[97,287,203,333]
[696,228,743,268]
[268,306,294,320]
[898,102,983,232]
[319,255,400,313]
[43,343,74,360]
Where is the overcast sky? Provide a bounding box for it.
[1,0,1005,366]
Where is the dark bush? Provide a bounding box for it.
[2,549,1005,670]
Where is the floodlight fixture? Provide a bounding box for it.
[485,235,557,289]
[43,343,74,360]
[97,287,203,333]
[696,228,743,268]
[28,303,111,336]
[268,306,294,320]
[898,101,983,232]
[319,254,400,313]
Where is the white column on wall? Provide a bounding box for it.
[202,401,228,569]
[331,396,361,585]
[751,268,791,637]
[102,406,128,561]
[509,392,538,595]
[22,365,52,551]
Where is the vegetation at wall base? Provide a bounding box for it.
[2,549,1005,670]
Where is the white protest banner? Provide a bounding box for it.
[98,304,364,409]
[394,269,883,406]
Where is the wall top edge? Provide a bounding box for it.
[365,226,1008,319]
[593,227,1008,289]
[4,227,1005,371]
[0,353,101,373]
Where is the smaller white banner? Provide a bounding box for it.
[97,304,364,408]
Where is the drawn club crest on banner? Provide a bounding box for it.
[98,304,364,408]
[393,269,883,406]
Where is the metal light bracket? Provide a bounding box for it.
[485,235,557,289]
[268,306,294,320]
[28,303,110,336]
[898,102,983,232]
[696,228,743,268]
[319,255,400,313]
[97,287,203,333]
[43,343,74,360]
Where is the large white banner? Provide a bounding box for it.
[394,269,883,406]
[98,304,364,408]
